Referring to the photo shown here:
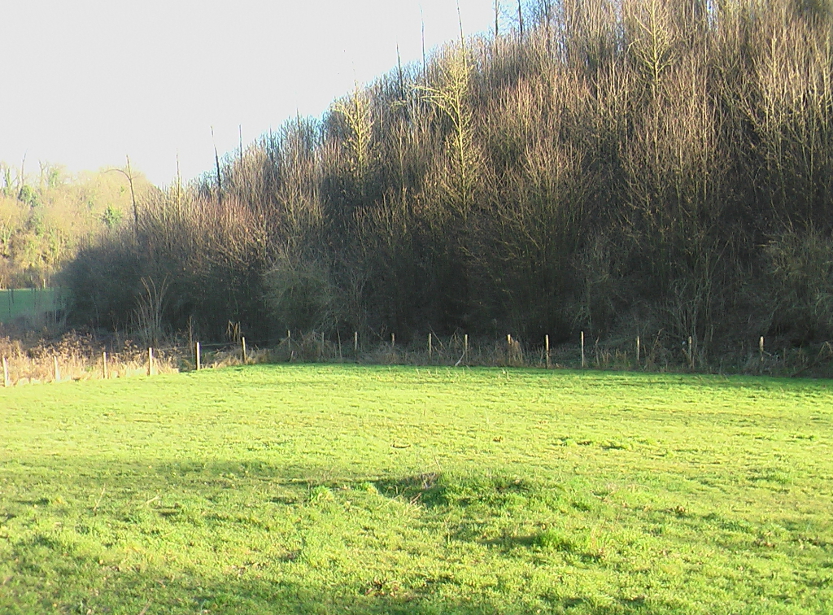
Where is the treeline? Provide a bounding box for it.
[64,0,833,359]
[0,162,147,288]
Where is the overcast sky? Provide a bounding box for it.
[0,0,496,187]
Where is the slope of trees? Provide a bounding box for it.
[64,0,833,358]
[0,162,148,288]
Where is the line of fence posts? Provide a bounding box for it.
[0,332,795,388]
[2,345,159,386]
[300,330,475,365]
[0,333,671,386]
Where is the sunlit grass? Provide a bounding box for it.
[0,288,62,324]
[1,365,831,614]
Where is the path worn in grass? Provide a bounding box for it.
[0,365,831,614]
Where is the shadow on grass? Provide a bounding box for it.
[0,459,752,614]
[373,472,565,510]
[3,519,674,614]
[97,576,667,614]
[1,561,679,615]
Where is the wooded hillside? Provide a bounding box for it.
[0,161,149,289]
[64,0,833,362]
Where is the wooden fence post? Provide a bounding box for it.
[464,334,468,364]
[428,332,432,359]
[103,352,108,379]
[241,337,247,364]
[54,357,60,382]
[581,331,586,368]
[545,334,550,369]
[354,331,358,355]
[636,336,641,366]
[759,336,765,363]
[391,333,395,350]
[688,335,694,369]
[196,342,201,371]
[148,348,154,376]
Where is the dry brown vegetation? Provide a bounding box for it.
[61,0,833,372]
[0,330,279,387]
[5,327,830,386]
[0,332,176,386]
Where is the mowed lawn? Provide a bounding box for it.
[0,365,831,614]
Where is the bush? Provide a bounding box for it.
[263,255,339,333]
[764,226,833,342]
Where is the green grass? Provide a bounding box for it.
[0,365,831,614]
[0,288,63,324]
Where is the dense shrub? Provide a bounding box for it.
[63,189,270,341]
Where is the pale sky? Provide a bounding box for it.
[0,1,497,187]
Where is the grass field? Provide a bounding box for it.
[0,365,831,614]
[0,288,63,325]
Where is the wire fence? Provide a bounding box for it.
[3,328,831,388]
